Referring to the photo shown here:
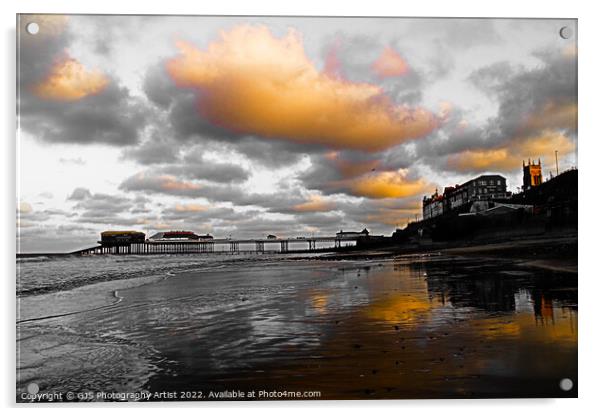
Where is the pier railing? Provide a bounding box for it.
[72,236,359,256]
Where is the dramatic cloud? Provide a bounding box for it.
[122,135,180,165]
[120,172,202,196]
[372,46,409,78]
[290,195,336,213]
[470,49,577,140]
[18,15,148,146]
[16,16,578,251]
[166,147,250,183]
[72,191,133,216]
[446,130,575,173]
[32,55,109,101]
[165,25,438,152]
[348,171,429,199]
[417,47,577,176]
[300,150,421,200]
[66,188,157,227]
[119,171,314,214]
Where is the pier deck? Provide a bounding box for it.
[72,237,358,256]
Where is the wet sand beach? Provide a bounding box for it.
[17,250,577,401]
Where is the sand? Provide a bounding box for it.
[17,251,577,401]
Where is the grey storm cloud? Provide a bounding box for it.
[490,50,577,138]
[141,63,321,168]
[119,171,307,211]
[214,215,350,239]
[18,206,72,224]
[121,130,180,165]
[299,147,414,196]
[144,205,343,239]
[143,64,232,141]
[162,162,250,184]
[67,187,93,201]
[119,172,338,218]
[18,16,149,146]
[166,146,250,183]
[320,33,425,105]
[18,223,98,253]
[69,188,134,218]
[415,48,577,171]
[20,81,148,146]
[67,188,154,227]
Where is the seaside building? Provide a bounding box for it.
[422,174,508,220]
[148,231,212,241]
[99,231,146,246]
[422,190,444,220]
[336,228,370,238]
[523,159,543,191]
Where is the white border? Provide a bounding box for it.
[2,0,599,414]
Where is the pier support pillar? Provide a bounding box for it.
[280,241,288,253]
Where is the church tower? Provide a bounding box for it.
[523,158,543,191]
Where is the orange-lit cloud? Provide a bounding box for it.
[371,46,410,78]
[325,151,382,179]
[522,102,577,133]
[349,170,429,199]
[323,39,343,79]
[128,172,202,193]
[363,205,422,226]
[174,203,209,212]
[446,130,576,172]
[166,25,437,152]
[158,176,201,192]
[32,56,109,101]
[292,195,336,212]
[364,211,412,226]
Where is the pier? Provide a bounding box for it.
[72,236,359,256]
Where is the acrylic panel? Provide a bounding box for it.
[16,14,577,402]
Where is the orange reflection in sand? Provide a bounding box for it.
[310,293,329,314]
[364,293,442,326]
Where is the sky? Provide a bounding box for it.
[16,15,577,253]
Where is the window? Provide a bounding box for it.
[497,180,501,185]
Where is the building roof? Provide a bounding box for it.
[101,230,144,236]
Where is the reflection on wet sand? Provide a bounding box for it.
[17,255,577,400]
[142,256,576,399]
